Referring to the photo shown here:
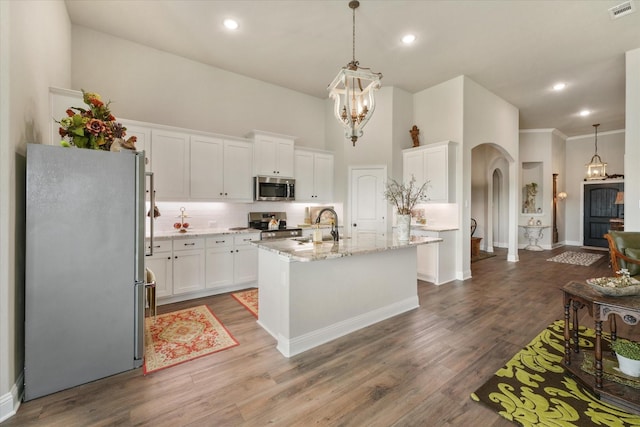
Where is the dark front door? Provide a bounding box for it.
[583,182,624,247]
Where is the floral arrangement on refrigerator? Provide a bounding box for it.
[56,90,136,151]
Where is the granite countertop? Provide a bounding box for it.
[252,234,443,262]
[151,227,260,241]
[411,225,459,232]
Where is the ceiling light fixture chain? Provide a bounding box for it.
[351,0,357,66]
[328,0,382,146]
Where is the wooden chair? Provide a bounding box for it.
[604,231,640,278]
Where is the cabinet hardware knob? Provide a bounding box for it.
[167,256,171,260]
[174,256,178,259]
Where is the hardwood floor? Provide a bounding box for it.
[5,246,634,426]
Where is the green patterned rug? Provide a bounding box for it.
[471,320,640,426]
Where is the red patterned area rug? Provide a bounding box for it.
[231,288,258,318]
[144,305,238,374]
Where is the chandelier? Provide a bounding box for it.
[585,124,607,180]
[328,0,382,146]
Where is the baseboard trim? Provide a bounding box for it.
[276,296,419,357]
[0,372,23,423]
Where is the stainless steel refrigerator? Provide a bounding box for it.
[24,143,147,401]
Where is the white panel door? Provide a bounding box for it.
[349,167,387,236]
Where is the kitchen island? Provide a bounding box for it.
[252,234,442,357]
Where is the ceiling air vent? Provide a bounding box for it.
[609,1,636,19]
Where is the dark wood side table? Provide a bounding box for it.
[563,281,640,413]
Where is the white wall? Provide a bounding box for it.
[413,77,464,145]
[626,48,640,231]
[463,77,519,264]
[413,75,519,277]
[0,0,71,421]
[71,26,326,150]
[564,130,625,245]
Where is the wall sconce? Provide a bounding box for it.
[557,191,567,201]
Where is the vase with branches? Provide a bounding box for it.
[384,176,429,240]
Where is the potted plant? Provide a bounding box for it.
[384,176,429,241]
[610,338,640,377]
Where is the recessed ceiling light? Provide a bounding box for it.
[553,82,566,91]
[580,110,591,117]
[401,34,416,44]
[223,19,239,30]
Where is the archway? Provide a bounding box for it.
[471,143,514,261]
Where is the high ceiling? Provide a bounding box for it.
[65,0,640,137]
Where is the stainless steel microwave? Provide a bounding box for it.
[254,176,295,201]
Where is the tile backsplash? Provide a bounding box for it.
[147,201,344,233]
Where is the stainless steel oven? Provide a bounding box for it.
[248,212,302,240]
[254,176,295,201]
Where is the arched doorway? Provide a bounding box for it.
[471,143,513,260]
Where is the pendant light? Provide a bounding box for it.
[585,124,607,180]
[328,0,382,147]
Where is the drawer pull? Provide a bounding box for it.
[216,240,226,244]
[184,243,195,246]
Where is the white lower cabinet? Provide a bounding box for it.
[154,233,260,304]
[205,233,260,290]
[172,238,205,295]
[145,240,173,298]
[412,229,457,285]
[205,236,235,289]
[233,234,260,284]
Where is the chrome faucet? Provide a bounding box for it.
[315,208,339,242]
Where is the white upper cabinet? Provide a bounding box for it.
[222,140,254,201]
[190,135,224,199]
[120,120,152,169]
[249,131,295,178]
[294,149,334,202]
[403,141,457,203]
[190,135,253,202]
[151,129,190,200]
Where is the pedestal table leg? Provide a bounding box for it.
[595,320,603,389]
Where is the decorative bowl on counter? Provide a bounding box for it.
[586,276,640,297]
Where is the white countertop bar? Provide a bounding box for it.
[252,234,442,262]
